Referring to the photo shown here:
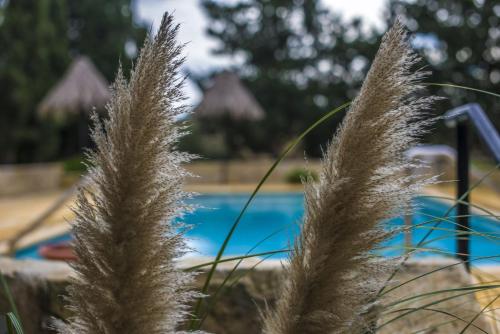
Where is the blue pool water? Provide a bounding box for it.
[15,193,500,264]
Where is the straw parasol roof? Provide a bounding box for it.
[194,72,264,121]
[38,56,110,119]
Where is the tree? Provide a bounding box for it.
[199,0,381,157]
[386,0,500,146]
[0,0,70,163]
[0,0,147,163]
[66,0,147,80]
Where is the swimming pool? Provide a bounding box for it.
[15,193,500,264]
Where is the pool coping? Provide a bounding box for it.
[1,255,497,285]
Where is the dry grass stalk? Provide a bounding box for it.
[262,21,436,334]
[57,13,196,334]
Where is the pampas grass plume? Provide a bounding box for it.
[263,21,436,334]
[58,13,196,334]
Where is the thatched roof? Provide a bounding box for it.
[38,56,110,118]
[194,72,264,121]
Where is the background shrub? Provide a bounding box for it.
[285,167,318,184]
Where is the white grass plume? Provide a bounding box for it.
[262,21,436,334]
[57,13,196,334]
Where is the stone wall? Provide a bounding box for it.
[0,163,63,197]
[0,159,318,197]
[0,156,461,194]
[186,159,321,184]
[0,257,494,333]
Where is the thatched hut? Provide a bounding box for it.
[194,72,265,182]
[38,56,110,156]
[194,71,264,121]
[38,56,110,119]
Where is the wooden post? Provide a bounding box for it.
[456,122,470,271]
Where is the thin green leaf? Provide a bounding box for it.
[0,273,22,329]
[420,195,500,219]
[206,228,284,294]
[383,285,500,309]
[5,312,24,334]
[183,249,290,271]
[393,307,489,334]
[378,287,500,329]
[376,164,500,298]
[199,255,273,327]
[458,294,500,334]
[381,293,465,329]
[425,82,500,99]
[196,227,287,325]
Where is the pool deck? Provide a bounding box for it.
[0,190,75,254]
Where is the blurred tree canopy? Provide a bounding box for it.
[66,0,147,79]
[198,0,381,157]
[387,0,500,147]
[0,0,498,162]
[0,0,69,163]
[0,0,146,163]
[197,0,499,158]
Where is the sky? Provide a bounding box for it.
[134,0,387,103]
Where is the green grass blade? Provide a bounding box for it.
[6,314,15,334]
[458,294,500,334]
[0,272,22,329]
[416,225,500,243]
[183,249,290,271]
[378,287,500,330]
[188,101,351,329]
[195,227,287,324]
[407,295,500,333]
[5,312,24,334]
[393,307,489,334]
[420,195,500,219]
[414,164,499,247]
[227,255,272,290]
[383,285,500,309]
[198,254,273,327]
[409,316,485,334]
[376,164,500,299]
[425,82,500,99]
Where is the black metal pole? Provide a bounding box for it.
[456,122,470,271]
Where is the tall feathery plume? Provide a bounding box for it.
[263,21,436,334]
[58,13,195,334]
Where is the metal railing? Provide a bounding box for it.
[444,103,500,270]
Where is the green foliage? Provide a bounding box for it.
[387,0,500,147]
[62,154,88,173]
[0,0,147,164]
[178,120,229,159]
[199,0,380,157]
[200,0,500,157]
[0,0,69,163]
[66,0,147,80]
[284,167,318,184]
[2,0,498,162]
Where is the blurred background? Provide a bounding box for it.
[0,0,499,164]
[0,0,499,254]
[1,1,500,332]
